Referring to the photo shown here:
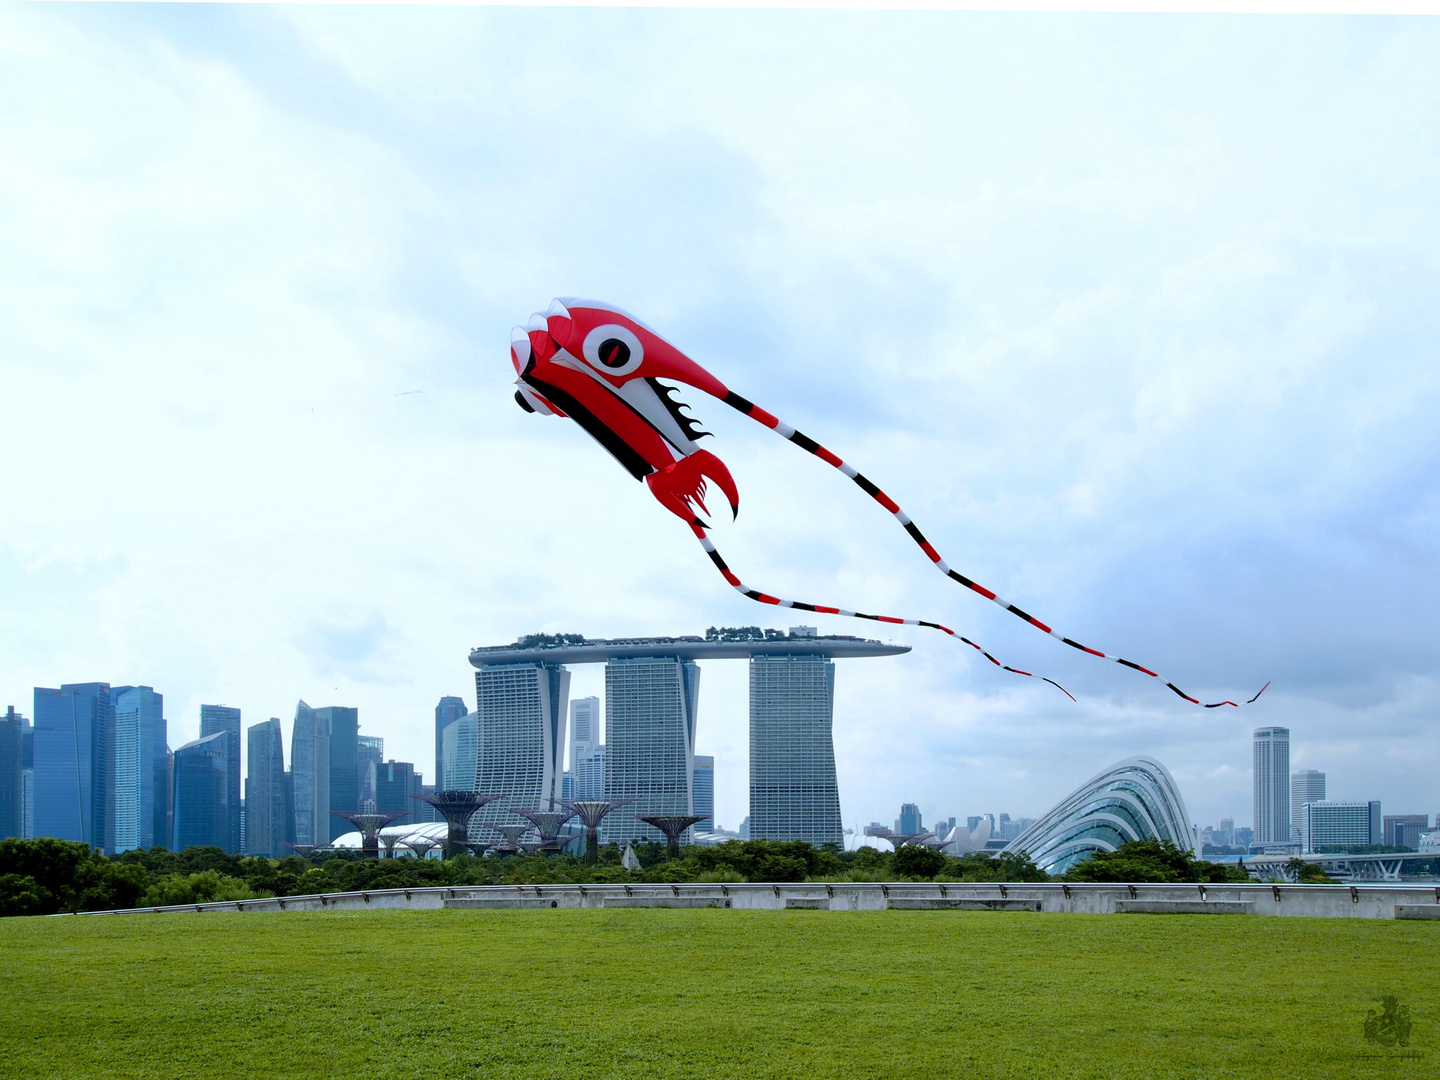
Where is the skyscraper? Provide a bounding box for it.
[441,714,479,791]
[602,656,698,844]
[471,660,569,835]
[434,695,468,802]
[692,755,714,830]
[570,695,604,800]
[1303,800,1381,852]
[33,683,112,849]
[375,760,422,819]
[112,687,167,852]
[1252,726,1290,846]
[749,655,842,846]
[172,731,231,851]
[21,715,33,839]
[245,718,291,857]
[199,705,241,853]
[290,700,330,847]
[357,735,384,810]
[320,706,360,840]
[1290,769,1326,844]
[896,803,923,835]
[0,707,24,840]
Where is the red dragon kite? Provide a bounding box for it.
[511,298,1266,707]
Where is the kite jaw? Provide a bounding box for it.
[645,450,740,527]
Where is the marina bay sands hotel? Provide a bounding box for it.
[467,630,908,847]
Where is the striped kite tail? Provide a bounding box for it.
[688,523,1077,701]
[720,391,1268,709]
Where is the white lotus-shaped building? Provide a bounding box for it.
[1002,756,1195,875]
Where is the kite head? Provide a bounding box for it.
[511,299,739,526]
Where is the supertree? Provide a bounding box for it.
[411,791,505,858]
[512,807,579,853]
[402,834,441,860]
[559,798,637,865]
[332,811,411,857]
[636,814,710,859]
[487,824,534,853]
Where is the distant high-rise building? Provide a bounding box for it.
[320,706,359,840]
[1219,817,1235,847]
[375,760,422,820]
[896,803,923,835]
[1303,800,1381,852]
[1290,769,1325,845]
[603,656,698,844]
[1252,727,1291,846]
[21,714,34,839]
[172,731,231,850]
[569,695,604,801]
[245,718,290,857]
[357,735,384,810]
[749,655,842,846]
[290,701,330,847]
[199,705,242,852]
[441,715,479,792]
[574,746,605,800]
[471,660,570,836]
[738,815,750,840]
[693,755,715,829]
[1384,814,1429,849]
[434,696,468,802]
[570,696,600,755]
[33,683,113,849]
[113,687,167,852]
[0,707,24,840]
[562,772,575,800]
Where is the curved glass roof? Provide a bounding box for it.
[1002,756,1194,875]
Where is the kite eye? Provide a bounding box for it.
[582,324,644,376]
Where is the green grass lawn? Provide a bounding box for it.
[1,908,1433,1079]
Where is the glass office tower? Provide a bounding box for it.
[602,656,699,844]
[172,730,230,850]
[290,700,330,847]
[113,687,166,852]
[317,706,359,841]
[245,718,291,857]
[471,661,570,838]
[1253,727,1291,846]
[199,705,241,852]
[748,655,842,846]
[32,683,112,849]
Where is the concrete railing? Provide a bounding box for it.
[73,880,1440,919]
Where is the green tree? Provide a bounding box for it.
[0,837,93,912]
[1064,839,1249,883]
[0,874,54,917]
[893,845,947,879]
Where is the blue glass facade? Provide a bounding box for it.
[172,730,230,851]
[32,684,112,848]
[112,686,167,852]
[199,705,241,852]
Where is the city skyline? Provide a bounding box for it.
[9,651,1432,851]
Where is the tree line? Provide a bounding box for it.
[0,835,1257,917]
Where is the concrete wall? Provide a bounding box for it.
[75,880,1440,919]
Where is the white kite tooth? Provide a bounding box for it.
[527,312,549,333]
[547,299,571,319]
[511,327,532,360]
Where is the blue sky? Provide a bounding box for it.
[2,5,1438,836]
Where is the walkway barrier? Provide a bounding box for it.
[71,881,1440,919]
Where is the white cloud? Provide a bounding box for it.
[2,6,1438,834]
